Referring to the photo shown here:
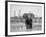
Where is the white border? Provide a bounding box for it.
[8,2,44,35]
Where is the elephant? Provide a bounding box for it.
[23,13,33,29]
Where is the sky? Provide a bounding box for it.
[10,4,42,17]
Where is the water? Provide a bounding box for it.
[10,22,42,32]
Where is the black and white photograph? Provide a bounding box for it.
[6,1,45,35]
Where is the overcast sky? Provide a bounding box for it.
[10,4,42,17]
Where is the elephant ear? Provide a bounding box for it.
[30,13,35,19]
[27,13,35,19]
[23,13,28,19]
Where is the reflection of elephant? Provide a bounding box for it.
[23,13,33,29]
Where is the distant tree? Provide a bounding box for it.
[40,17,42,19]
